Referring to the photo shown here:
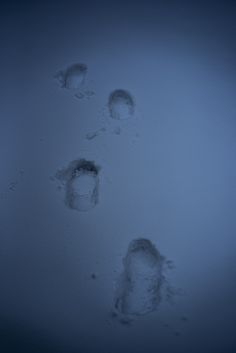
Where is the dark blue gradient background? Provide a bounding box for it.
[1,1,236,352]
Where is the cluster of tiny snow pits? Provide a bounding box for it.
[55,159,100,212]
[0,170,24,200]
[111,238,177,325]
[108,89,135,120]
[85,127,106,140]
[75,90,95,100]
[54,63,95,100]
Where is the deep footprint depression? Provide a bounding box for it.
[114,238,165,317]
[55,159,100,212]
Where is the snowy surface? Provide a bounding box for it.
[0,1,236,353]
